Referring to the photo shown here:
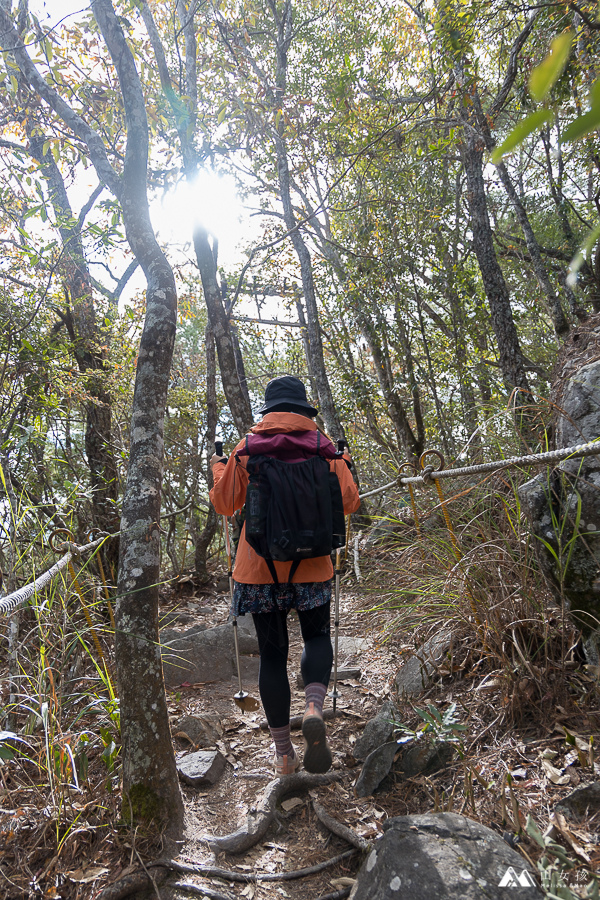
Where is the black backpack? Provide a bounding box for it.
[240,432,346,584]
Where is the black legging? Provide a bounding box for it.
[252,602,333,728]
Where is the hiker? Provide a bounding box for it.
[210,375,360,776]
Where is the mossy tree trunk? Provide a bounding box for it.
[0,0,184,837]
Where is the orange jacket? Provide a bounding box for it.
[210,413,361,584]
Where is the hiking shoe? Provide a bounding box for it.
[302,703,332,774]
[274,751,300,777]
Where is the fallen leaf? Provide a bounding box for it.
[551,812,592,863]
[330,877,357,888]
[540,748,559,760]
[281,797,304,812]
[541,759,570,785]
[68,866,109,883]
[241,885,256,898]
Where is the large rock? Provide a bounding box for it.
[349,813,543,899]
[555,781,600,819]
[161,619,258,687]
[177,749,227,787]
[354,739,454,797]
[395,629,452,696]
[354,742,398,798]
[353,700,399,760]
[520,320,600,663]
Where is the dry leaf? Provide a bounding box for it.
[281,797,304,812]
[510,768,527,779]
[541,759,570,785]
[551,812,592,863]
[68,866,109,883]
[476,677,503,691]
[241,885,256,899]
[330,877,357,888]
[540,748,558,761]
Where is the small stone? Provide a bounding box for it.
[396,741,454,779]
[174,714,222,748]
[177,749,226,787]
[354,742,398,798]
[394,629,452,697]
[353,700,399,761]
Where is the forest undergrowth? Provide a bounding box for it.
[1,472,600,900]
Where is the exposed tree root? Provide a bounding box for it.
[162,848,356,882]
[259,708,337,731]
[170,883,234,900]
[201,771,340,852]
[259,687,362,729]
[312,799,370,851]
[172,884,352,900]
[95,866,169,900]
[313,890,352,900]
[95,849,357,900]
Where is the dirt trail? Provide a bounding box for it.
[161,586,397,898]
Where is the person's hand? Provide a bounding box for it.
[210,453,227,469]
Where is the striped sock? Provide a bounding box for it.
[304,682,327,716]
[270,724,294,759]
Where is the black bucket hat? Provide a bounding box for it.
[258,375,318,416]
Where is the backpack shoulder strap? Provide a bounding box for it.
[288,559,301,583]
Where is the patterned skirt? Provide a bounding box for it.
[232,579,332,616]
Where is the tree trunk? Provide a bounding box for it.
[0,0,185,837]
[141,0,254,437]
[192,226,254,434]
[193,326,219,582]
[26,128,119,572]
[460,125,532,400]
[90,0,184,836]
[472,95,569,337]
[269,2,344,440]
[275,141,344,438]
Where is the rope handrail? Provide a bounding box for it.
[0,535,105,617]
[358,436,600,497]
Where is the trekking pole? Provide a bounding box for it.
[215,441,256,712]
[331,439,346,718]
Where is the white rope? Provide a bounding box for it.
[359,479,397,499]
[358,437,600,497]
[353,533,362,582]
[0,536,105,617]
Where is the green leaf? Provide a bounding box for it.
[491,108,554,163]
[567,221,600,286]
[525,814,546,848]
[563,104,600,142]
[529,31,573,102]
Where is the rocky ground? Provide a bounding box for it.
[2,554,600,900]
[159,585,391,899]
[147,570,600,900]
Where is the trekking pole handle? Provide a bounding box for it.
[215,441,224,457]
[337,439,346,453]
